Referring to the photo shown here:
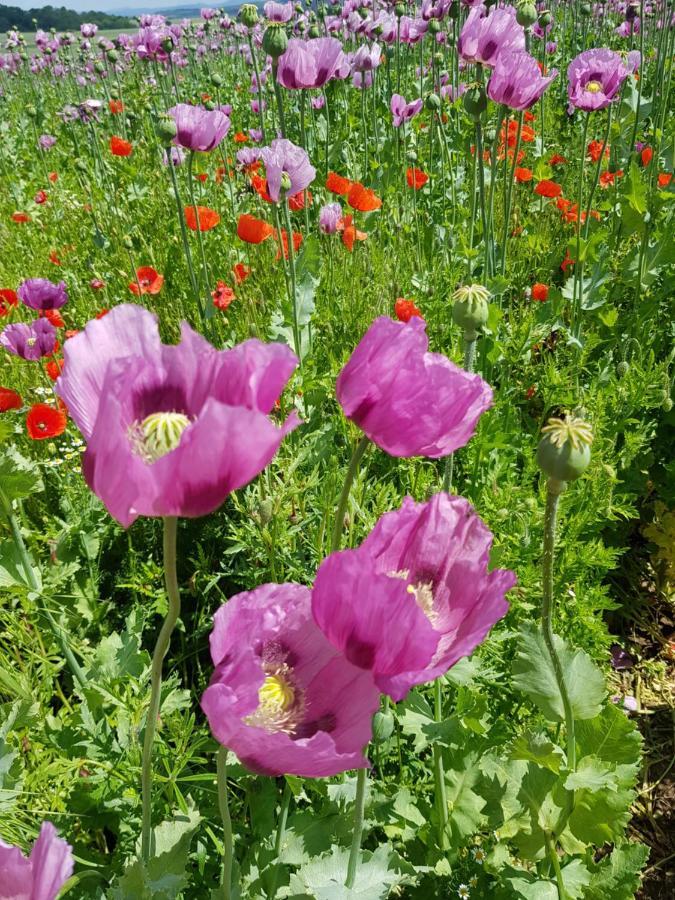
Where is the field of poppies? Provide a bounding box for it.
[0,2,674,898]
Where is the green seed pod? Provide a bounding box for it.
[372,710,395,742]
[395,3,406,17]
[428,18,441,34]
[463,84,487,121]
[308,24,321,38]
[538,10,552,26]
[358,7,368,19]
[94,60,105,74]
[239,3,259,27]
[452,284,490,341]
[425,92,441,111]
[580,2,592,13]
[257,498,274,525]
[26,104,37,119]
[373,24,384,37]
[211,72,223,87]
[204,100,215,111]
[536,416,593,484]
[663,397,673,412]
[263,23,289,60]
[161,35,174,53]
[516,1,538,27]
[155,115,177,145]
[122,234,134,250]
[616,361,629,378]
[107,48,119,63]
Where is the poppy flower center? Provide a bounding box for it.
[390,570,438,626]
[245,666,304,734]
[27,337,37,347]
[132,411,191,463]
[585,80,603,93]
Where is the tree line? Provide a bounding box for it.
[0,5,136,33]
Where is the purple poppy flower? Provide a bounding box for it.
[249,128,263,143]
[264,1,295,22]
[399,16,429,44]
[201,7,217,20]
[458,5,525,68]
[311,94,325,110]
[487,50,557,111]
[390,93,423,127]
[319,202,342,234]
[336,316,492,459]
[201,582,381,776]
[80,22,97,38]
[0,821,74,900]
[567,48,632,111]
[168,103,230,152]
[162,146,186,167]
[260,138,316,203]
[17,278,68,311]
[312,494,515,701]
[39,134,56,150]
[54,304,299,527]
[236,147,261,169]
[276,37,347,90]
[352,41,381,72]
[1,318,57,360]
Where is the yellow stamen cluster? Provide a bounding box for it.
[132,411,191,463]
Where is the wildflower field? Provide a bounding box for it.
[0,2,674,898]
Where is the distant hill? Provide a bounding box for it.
[0,5,136,34]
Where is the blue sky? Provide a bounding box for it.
[9,1,188,9]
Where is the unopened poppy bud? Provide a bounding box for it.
[107,48,119,62]
[537,416,593,485]
[19,50,28,61]
[308,25,321,38]
[155,115,177,145]
[204,100,215,111]
[239,3,259,27]
[372,710,395,742]
[616,361,629,377]
[580,2,591,13]
[395,3,406,17]
[407,149,417,163]
[428,18,441,34]
[257,498,274,524]
[27,104,37,118]
[434,52,444,65]
[211,73,223,87]
[663,396,673,412]
[516,1,538,27]
[452,284,490,341]
[263,23,288,59]
[122,234,134,250]
[538,10,552,26]
[161,35,174,53]
[94,60,105,74]
[425,92,441,111]
[358,7,368,18]
[463,84,487,121]
[373,24,383,37]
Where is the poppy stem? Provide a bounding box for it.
[268,781,292,899]
[331,434,370,553]
[545,831,569,900]
[281,199,301,359]
[166,156,204,323]
[141,516,182,864]
[500,110,524,276]
[187,151,214,316]
[345,767,367,889]
[583,105,612,242]
[248,34,266,143]
[571,113,590,340]
[217,746,233,900]
[272,60,287,138]
[433,678,449,850]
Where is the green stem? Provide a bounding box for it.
[541,482,576,772]
[571,113,590,339]
[501,110,524,275]
[217,747,233,900]
[442,335,477,491]
[583,105,612,242]
[0,490,86,689]
[272,60,287,137]
[545,831,568,900]
[141,516,182,863]
[187,151,213,317]
[167,155,203,323]
[433,679,448,850]
[281,199,301,359]
[331,435,370,553]
[248,34,266,143]
[345,767,367,889]
[269,782,292,899]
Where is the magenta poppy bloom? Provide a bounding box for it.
[312,494,516,701]
[1,318,57,360]
[168,103,231,152]
[201,582,381,777]
[276,37,347,90]
[390,93,423,127]
[567,48,633,111]
[352,41,382,73]
[458,5,525,68]
[264,1,294,22]
[319,202,342,234]
[487,50,558,110]
[54,304,299,527]
[0,821,74,900]
[260,138,316,203]
[17,278,68,311]
[336,316,492,458]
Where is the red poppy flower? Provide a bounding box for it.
[561,249,575,274]
[110,135,133,157]
[65,329,80,339]
[556,197,572,213]
[40,308,65,328]
[534,179,562,198]
[526,385,537,399]
[34,190,48,205]
[233,262,251,284]
[549,154,567,166]
[326,171,352,195]
[275,229,303,261]
[587,140,610,163]
[195,172,209,183]
[212,281,235,310]
[347,182,382,212]
[129,266,164,295]
[237,214,274,244]
[11,212,30,223]
[201,93,212,102]
[658,172,672,188]
[49,250,61,265]
[599,169,623,188]
[215,165,235,183]
[45,358,64,381]
[640,146,653,167]
[90,278,105,290]
[394,298,422,322]
[338,215,367,252]
[251,174,273,203]
[48,171,58,183]
[95,309,110,320]
[515,167,533,183]
[531,283,549,302]
[109,99,124,114]
[233,131,249,143]
[406,168,429,190]
[524,110,536,122]
[26,403,67,440]
[184,205,221,231]
[288,190,312,211]
[0,387,22,412]
[0,289,18,316]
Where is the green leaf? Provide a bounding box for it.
[512,623,606,722]
[441,756,486,848]
[0,446,44,504]
[575,703,643,768]
[561,859,592,898]
[510,731,565,774]
[582,843,650,899]
[564,756,618,792]
[0,541,39,589]
[284,844,413,899]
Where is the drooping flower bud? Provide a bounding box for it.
[372,709,395,742]
[537,416,593,486]
[452,284,490,341]
[463,84,487,121]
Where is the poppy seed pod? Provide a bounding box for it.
[537,416,592,485]
[516,1,538,28]
[616,361,629,377]
[308,25,321,38]
[373,709,395,742]
[263,23,289,59]
[239,3,259,27]
[211,73,223,87]
[463,84,487,121]
[538,10,552,26]
[428,18,441,34]
[107,48,119,62]
[425,93,441,111]
[395,3,406,17]
[155,115,177,145]
[452,284,490,341]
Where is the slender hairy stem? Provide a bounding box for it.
[501,110,524,275]
[345,767,367,889]
[433,679,448,849]
[545,831,568,900]
[540,482,576,771]
[217,747,233,900]
[272,60,287,137]
[269,782,292,899]
[187,151,214,323]
[281,199,301,359]
[167,157,204,322]
[331,435,370,553]
[141,516,182,863]
[442,335,477,491]
[571,113,590,338]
